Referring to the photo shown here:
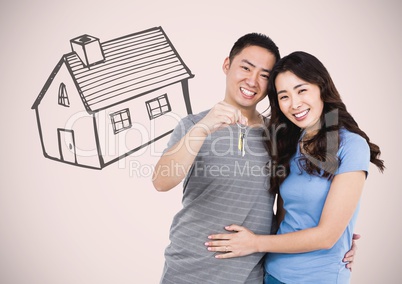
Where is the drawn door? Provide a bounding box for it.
[58,129,77,164]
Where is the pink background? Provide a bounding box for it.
[1,0,400,283]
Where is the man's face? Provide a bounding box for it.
[223,45,276,111]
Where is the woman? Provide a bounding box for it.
[205,51,384,283]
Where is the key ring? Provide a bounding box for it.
[236,122,247,129]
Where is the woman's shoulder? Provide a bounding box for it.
[337,128,371,174]
[338,128,370,156]
[339,128,367,146]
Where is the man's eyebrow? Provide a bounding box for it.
[241,59,271,73]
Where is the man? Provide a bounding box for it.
[152,33,357,283]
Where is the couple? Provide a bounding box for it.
[152,33,384,283]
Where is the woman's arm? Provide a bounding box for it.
[205,171,365,258]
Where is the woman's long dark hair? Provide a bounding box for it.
[266,51,384,194]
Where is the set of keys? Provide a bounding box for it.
[237,123,246,157]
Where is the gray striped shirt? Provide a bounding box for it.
[160,110,275,284]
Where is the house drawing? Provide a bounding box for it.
[32,26,194,169]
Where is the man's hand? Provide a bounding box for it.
[343,233,361,271]
[199,101,247,134]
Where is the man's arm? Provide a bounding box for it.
[152,124,208,192]
[152,101,246,192]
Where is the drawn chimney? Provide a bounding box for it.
[70,34,105,68]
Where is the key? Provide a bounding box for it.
[237,123,246,157]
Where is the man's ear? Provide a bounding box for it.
[222,57,230,74]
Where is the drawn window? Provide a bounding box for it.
[146,94,171,120]
[58,83,70,107]
[110,109,132,134]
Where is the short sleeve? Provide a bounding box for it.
[336,130,370,177]
[162,116,196,154]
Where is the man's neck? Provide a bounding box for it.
[246,111,263,126]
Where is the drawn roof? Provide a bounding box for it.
[32,26,194,112]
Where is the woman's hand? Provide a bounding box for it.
[205,224,260,259]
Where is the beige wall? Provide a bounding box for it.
[1,0,400,283]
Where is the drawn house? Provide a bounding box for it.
[32,26,194,169]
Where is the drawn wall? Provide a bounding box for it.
[1,0,401,283]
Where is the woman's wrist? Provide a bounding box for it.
[254,234,266,253]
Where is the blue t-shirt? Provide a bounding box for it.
[265,129,370,284]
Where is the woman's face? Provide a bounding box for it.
[275,71,324,135]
